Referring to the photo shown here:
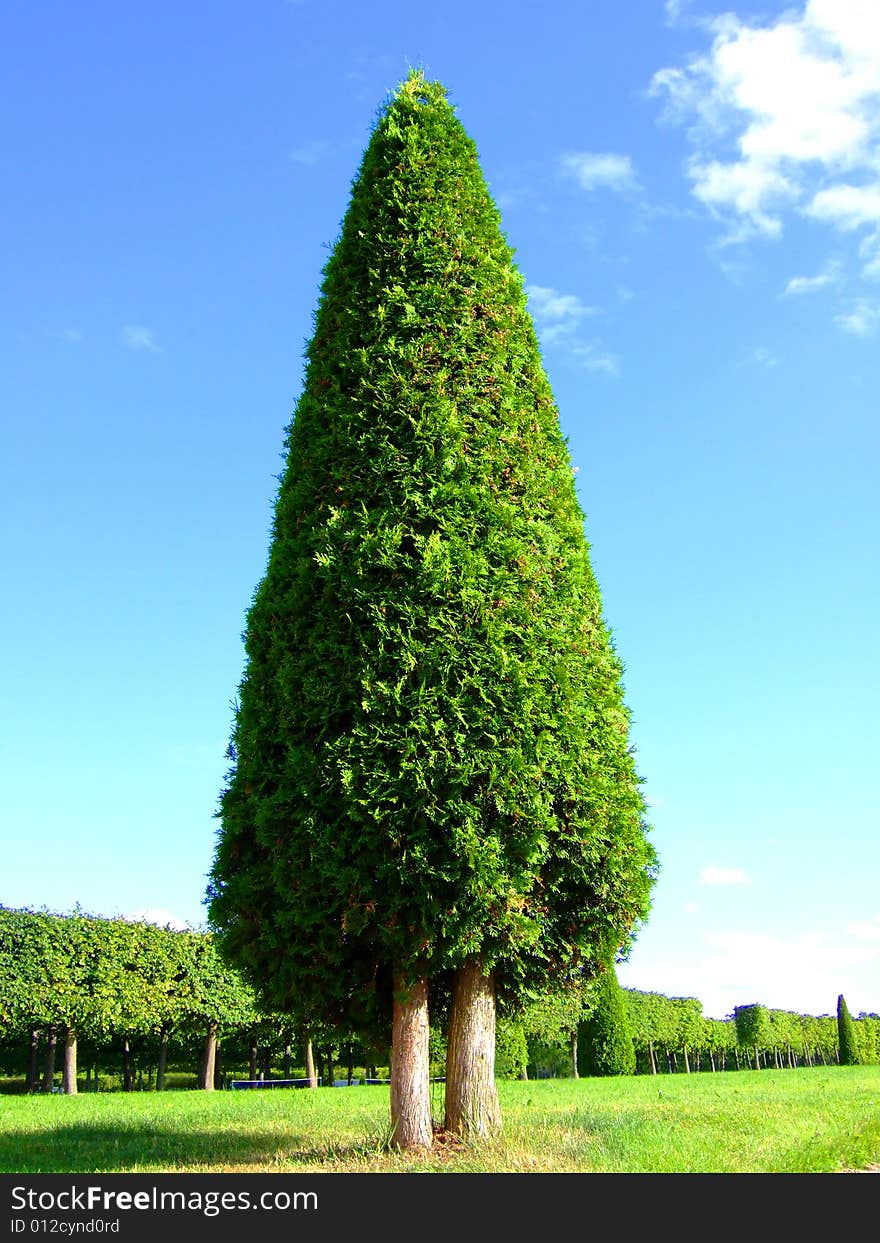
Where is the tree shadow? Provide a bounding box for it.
[1,1122,392,1173]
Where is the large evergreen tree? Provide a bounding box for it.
[208,70,656,1149]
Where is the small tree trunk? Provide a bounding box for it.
[648,1042,657,1075]
[347,1044,355,1084]
[249,1036,258,1081]
[389,971,432,1151]
[284,1043,292,1079]
[260,1048,271,1082]
[444,956,501,1141]
[709,1051,716,1072]
[122,1036,133,1091]
[305,1037,317,1088]
[519,1063,529,1080]
[315,1047,324,1085]
[61,1027,78,1095]
[200,1022,218,1090]
[324,1047,334,1087]
[569,1029,579,1079]
[214,1042,224,1089]
[42,1027,57,1092]
[156,1026,169,1091]
[683,1046,691,1074]
[26,1030,40,1093]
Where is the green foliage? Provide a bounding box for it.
[208,68,656,1034]
[577,961,635,1076]
[495,1018,528,1079]
[837,994,859,1066]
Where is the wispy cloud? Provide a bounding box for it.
[61,328,83,343]
[699,865,750,886]
[835,298,880,336]
[751,346,778,368]
[651,0,880,279]
[121,325,160,353]
[526,284,618,375]
[571,342,620,376]
[561,151,640,195]
[289,140,332,166]
[782,265,840,296]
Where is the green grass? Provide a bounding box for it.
[2,1067,878,1174]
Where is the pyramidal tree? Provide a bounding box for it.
[208,70,656,1150]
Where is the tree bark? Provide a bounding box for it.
[249,1036,258,1081]
[305,1037,317,1088]
[389,971,432,1151]
[156,1025,169,1092]
[122,1036,133,1091]
[648,1041,657,1075]
[569,1029,579,1079]
[62,1027,78,1095]
[324,1047,334,1087]
[200,1022,218,1090]
[26,1030,40,1093]
[444,956,501,1141]
[42,1027,57,1092]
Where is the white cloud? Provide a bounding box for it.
[526,284,595,323]
[835,297,880,334]
[126,907,191,931]
[561,151,639,194]
[808,183,880,230]
[652,0,880,268]
[699,866,750,886]
[751,346,778,367]
[121,325,160,352]
[782,266,840,295]
[571,342,620,376]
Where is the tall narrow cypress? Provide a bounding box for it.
[208,70,656,1148]
[836,994,859,1066]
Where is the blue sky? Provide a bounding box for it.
[2,0,878,1021]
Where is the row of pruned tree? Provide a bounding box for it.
[615,986,879,1075]
[0,906,258,1093]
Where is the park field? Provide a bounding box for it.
[1,1066,878,1174]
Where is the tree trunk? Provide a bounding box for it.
[214,1041,224,1089]
[347,1044,355,1084]
[249,1036,258,1081]
[26,1030,40,1093]
[519,1063,529,1081]
[444,956,501,1141]
[122,1036,133,1091]
[324,1047,334,1087]
[200,1022,218,1090]
[569,1029,579,1079]
[156,1026,169,1091]
[284,1043,292,1079]
[683,1045,691,1074]
[61,1027,78,1095]
[389,971,432,1151]
[42,1027,57,1092]
[648,1041,657,1075]
[305,1037,317,1088]
[315,1047,324,1086]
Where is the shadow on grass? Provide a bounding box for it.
[1,1123,393,1174]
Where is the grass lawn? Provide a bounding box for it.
[2,1066,878,1174]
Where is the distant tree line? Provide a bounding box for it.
[2,908,876,1092]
